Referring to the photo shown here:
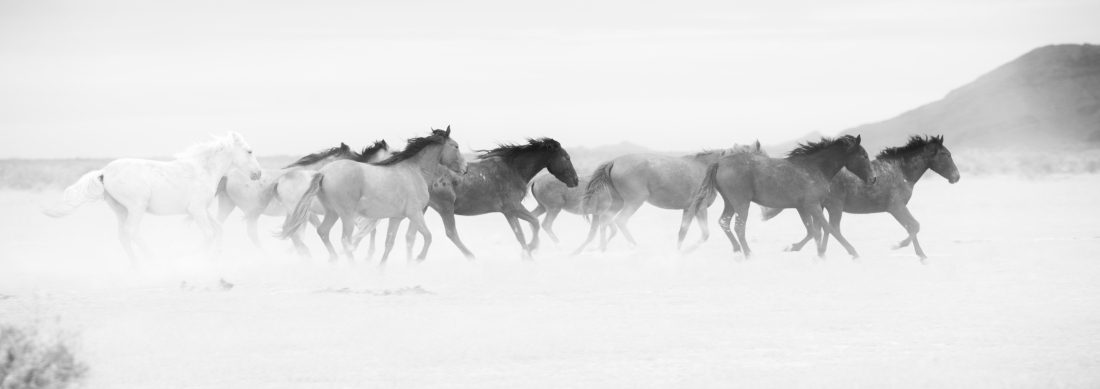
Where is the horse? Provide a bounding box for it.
[278,127,466,264]
[572,141,766,254]
[262,141,392,258]
[529,173,617,246]
[758,135,960,261]
[403,138,578,260]
[42,132,263,263]
[215,141,390,254]
[689,135,876,259]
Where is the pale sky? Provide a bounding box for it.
[1,0,1097,158]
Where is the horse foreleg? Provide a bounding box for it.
[820,206,844,253]
[676,209,694,251]
[378,218,403,267]
[407,212,433,262]
[504,214,531,260]
[783,208,814,252]
[438,206,475,260]
[216,188,236,225]
[889,206,925,262]
[541,207,562,244]
[513,208,541,252]
[405,220,417,263]
[188,206,217,258]
[731,200,751,258]
[806,204,859,259]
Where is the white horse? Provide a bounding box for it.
[216,141,391,255]
[43,132,263,262]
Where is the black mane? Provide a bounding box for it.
[284,143,358,168]
[787,135,859,158]
[372,129,450,166]
[876,135,943,160]
[352,140,389,163]
[477,138,561,161]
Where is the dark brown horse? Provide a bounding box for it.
[689,135,876,259]
[530,173,616,245]
[573,142,766,254]
[759,135,960,261]
[415,138,579,259]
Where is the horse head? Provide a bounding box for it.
[928,135,960,184]
[843,135,876,185]
[439,126,468,175]
[228,132,262,180]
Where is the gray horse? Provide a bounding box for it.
[689,135,876,259]
[760,135,960,261]
[574,141,766,254]
[279,128,467,263]
[530,173,616,245]
[217,142,390,254]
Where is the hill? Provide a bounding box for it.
[771,44,1100,154]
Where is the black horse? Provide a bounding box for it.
[760,135,960,261]
[416,138,579,259]
[690,135,876,259]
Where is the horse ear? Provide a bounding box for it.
[445,125,451,137]
[754,139,761,150]
[380,140,388,148]
[230,131,245,144]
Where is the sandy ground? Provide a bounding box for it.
[1,174,1099,388]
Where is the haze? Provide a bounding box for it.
[2,0,1098,158]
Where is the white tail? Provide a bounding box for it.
[41,170,106,218]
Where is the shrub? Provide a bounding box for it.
[0,324,87,389]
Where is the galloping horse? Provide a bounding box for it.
[43,132,263,262]
[279,128,466,264]
[530,173,616,245]
[263,141,391,258]
[216,141,390,253]
[689,135,876,259]
[759,135,960,261]
[409,138,578,260]
[573,142,766,254]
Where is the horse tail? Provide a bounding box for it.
[41,170,106,218]
[278,172,322,240]
[582,161,615,222]
[759,206,784,221]
[688,163,720,216]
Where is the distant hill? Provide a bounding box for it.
[771,44,1100,154]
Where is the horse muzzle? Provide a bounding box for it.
[864,176,877,185]
[949,175,960,184]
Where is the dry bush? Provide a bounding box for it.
[0,323,87,389]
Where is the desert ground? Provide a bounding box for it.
[1,174,1099,388]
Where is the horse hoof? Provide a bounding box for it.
[850,255,861,262]
[918,256,929,264]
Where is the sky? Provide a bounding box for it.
[1,0,1098,158]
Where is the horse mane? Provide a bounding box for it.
[174,134,234,160]
[786,135,859,158]
[876,135,944,160]
[477,138,561,161]
[694,141,764,158]
[284,143,359,168]
[372,129,450,166]
[352,140,389,163]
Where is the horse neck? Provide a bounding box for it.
[795,148,847,179]
[182,146,235,184]
[401,144,447,180]
[892,150,933,183]
[504,151,554,183]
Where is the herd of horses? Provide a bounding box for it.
[43,127,960,265]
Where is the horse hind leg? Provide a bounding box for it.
[613,199,644,247]
[378,218,403,267]
[717,198,743,256]
[676,209,694,251]
[407,212,433,262]
[338,215,358,262]
[105,195,139,264]
[315,212,340,262]
[681,206,711,254]
[571,213,603,255]
[245,213,267,255]
[404,221,417,263]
